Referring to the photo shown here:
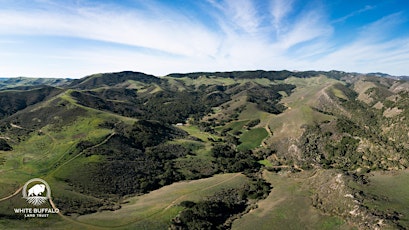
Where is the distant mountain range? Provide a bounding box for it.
[0,76,71,90]
[0,70,408,89]
[367,72,409,80]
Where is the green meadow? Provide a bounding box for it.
[72,173,249,229]
[232,171,351,230]
[354,170,409,228]
[238,128,268,151]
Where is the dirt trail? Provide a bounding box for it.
[0,186,23,202]
[264,123,273,136]
[50,132,115,175]
[49,198,104,229]
[10,123,24,129]
[0,185,106,229]
[1,173,243,229]
[261,123,273,148]
[75,173,244,229]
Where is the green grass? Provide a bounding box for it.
[266,76,336,143]
[0,99,134,199]
[127,79,151,90]
[179,125,218,142]
[73,173,249,229]
[170,76,237,87]
[232,171,352,230]
[238,128,268,151]
[258,159,273,167]
[7,116,111,174]
[178,125,219,155]
[228,120,248,131]
[215,120,249,133]
[164,78,187,91]
[237,78,273,86]
[355,171,409,228]
[239,103,269,120]
[0,110,117,229]
[331,88,348,100]
[164,75,278,89]
[0,94,338,229]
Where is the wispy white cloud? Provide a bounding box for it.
[358,12,406,42]
[224,0,261,33]
[0,0,408,78]
[297,13,409,75]
[0,2,221,58]
[270,0,294,34]
[206,0,263,35]
[308,38,409,75]
[278,10,333,49]
[332,5,375,24]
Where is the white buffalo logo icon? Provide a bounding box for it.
[28,184,46,197]
[22,178,51,206]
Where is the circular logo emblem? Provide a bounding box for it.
[22,178,51,206]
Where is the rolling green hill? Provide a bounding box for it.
[1,70,409,229]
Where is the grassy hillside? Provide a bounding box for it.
[232,170,352,230]
[75,173,249,229]
[1,70,409,229]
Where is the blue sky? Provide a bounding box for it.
[1,0,409,78]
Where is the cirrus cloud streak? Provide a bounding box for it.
[0,0,408,77]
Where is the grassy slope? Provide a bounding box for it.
[354,170,409,228]
[178,125,218,142]
[232,171,353,230]
[182,76,340,156]
[0,96,251,230]
[0,100,122,163]
[222,120,249,132]
[177,125,217,156]
[0,93,136,224]
[0,117,108,190]
[239,102,270,121]
[269,76,337,139]
[70,173,249,229]
[231,76,358,229]
[164,75,276,88]
[3,74,407,229]
[1,174,247,230]
[165,76,237,88]
[238,128,268,151]
[353,79,377,104]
